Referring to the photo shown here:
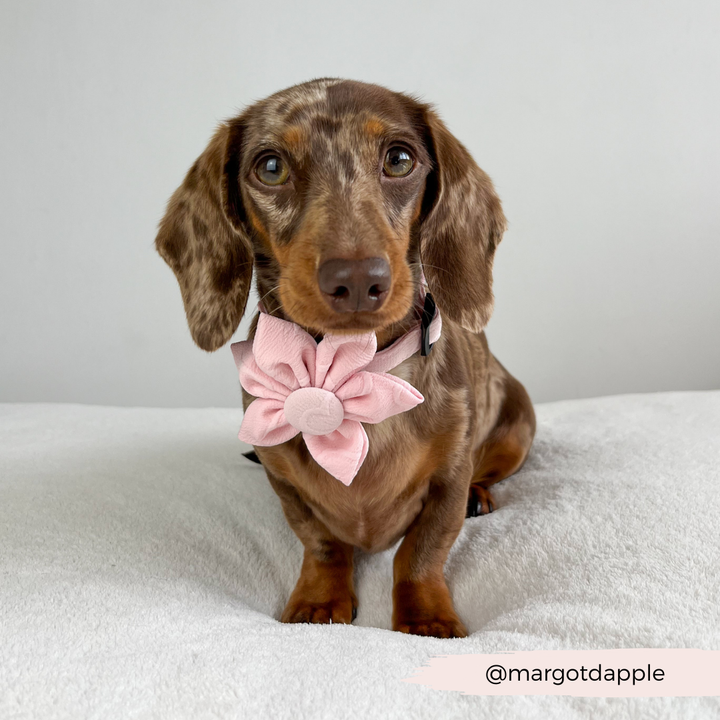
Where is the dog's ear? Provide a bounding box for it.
[155,118,253,352]
[417,108,506,334]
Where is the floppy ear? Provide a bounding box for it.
[418,108,507,334]
[155,119,253,352]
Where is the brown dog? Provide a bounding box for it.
[155,78,535,638]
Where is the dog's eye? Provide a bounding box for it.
[256,155,290,186]
[383,147,414,178]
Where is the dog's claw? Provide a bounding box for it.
[352,606,357,622]
[466,486,496,518]
[465,492,479,518]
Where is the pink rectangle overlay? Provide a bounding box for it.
[403,649,720,697]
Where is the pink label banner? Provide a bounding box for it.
[403,649,720,697]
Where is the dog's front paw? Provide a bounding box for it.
[393,580,467,638]
[281,593,357,625]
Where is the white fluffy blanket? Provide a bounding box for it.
[1,392,719,718]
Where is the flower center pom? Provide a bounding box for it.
[283,387,345,436]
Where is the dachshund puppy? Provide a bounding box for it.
[155,78,535,638]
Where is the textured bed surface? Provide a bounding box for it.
[1,392,719,719]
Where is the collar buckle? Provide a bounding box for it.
[420,292,437,357]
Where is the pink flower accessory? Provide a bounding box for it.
[231,300,442,486]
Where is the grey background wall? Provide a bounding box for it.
[1,0,718,407]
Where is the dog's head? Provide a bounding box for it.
[156,78,506,351]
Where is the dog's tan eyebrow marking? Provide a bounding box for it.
[281,125,306,150]
[363,117,387,137]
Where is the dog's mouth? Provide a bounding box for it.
[270,250,420,337]
[284,302,410,336]
[312,310,396,335]
[278,275,416,337]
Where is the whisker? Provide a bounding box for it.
[258,284,281,312]
[407,261,451,279]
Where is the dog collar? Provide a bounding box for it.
[231,296,441,486]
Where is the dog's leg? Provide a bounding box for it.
[466,428,529,516]
[265,471,357,625]
[392,471,470,638]
[467,363,536,518]
[282,543,356,625]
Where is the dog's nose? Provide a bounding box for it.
[317,257,391,313]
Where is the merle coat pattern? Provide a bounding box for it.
[156,79,535,637]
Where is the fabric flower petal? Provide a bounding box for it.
[252,313,317,391]
[314,332,377,391]
[336,371,424,424]
[238,398,299,446]
[232,340,292,402]
[232,298,442,484]
[303,419,368,485]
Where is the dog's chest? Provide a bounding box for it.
[258,358,450,552]
[298,412,435,552]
